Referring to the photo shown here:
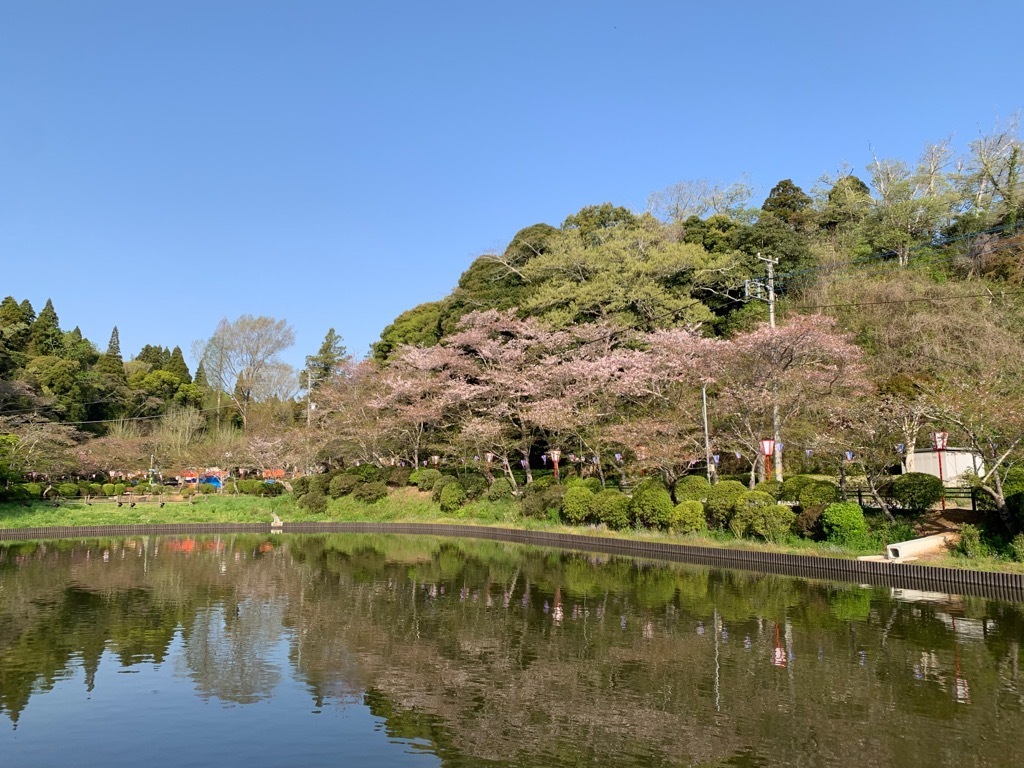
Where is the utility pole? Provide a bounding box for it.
[702,383,713,483]
[757,253,783,482]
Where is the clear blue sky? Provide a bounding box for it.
[2,0,1021,372]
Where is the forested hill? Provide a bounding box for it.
[0,301,200,428]
[2,125,1024,495]
[373,134,1024,362]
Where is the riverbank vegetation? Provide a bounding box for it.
[3,120,1024,562]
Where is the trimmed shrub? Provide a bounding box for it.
[754,479,782,499]
[101,483,116,497]
[671,500,707,534]
[460,473,489,500]
[729,491,778,538]
[350,464,382,483]
[779,474,817,502]
[291,476,311,496]
[198,482,218,495]
[704,481,748,528]
[520,484,565,519]
[793,506,824,539]
[562,485,596,525]
[309,473,334,496]
[416,468,442,492]
[751,504,796,542]
[797,480,841,511]
[386,467,413,487]
[88,483,104,497]
[258,481,284,497]
[431,474,459,502]
[353,481,389,504]
[439,482,467,512]
[329,474,360,498]
[77,481,93,496]
[630,480,675,529]
[113,483,127,495]
[889,472,944,515]
[57,482,79,498]
[408,468,423,486]
[487,477,515,501]
[148,484,163,496]
[592,489,631,529]
[673,475,711,503]
[580,477,603,494]
[821,502,869,545]
[24,482,43,498]
[298,491,328,514]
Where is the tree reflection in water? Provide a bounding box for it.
[0,534,1022,766]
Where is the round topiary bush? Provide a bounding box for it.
[704,480,748,529]
[199,483,218,495]
[350,464,382,482]
[487,477,515,501]
[290,476,311,496]
[562,485,596,525]
[431,474,458,502]
[57,482,79,498]
[889,472,944,515]
[353,481,389,504]
[460,473,489,500]
[779,474,817,502]
[729,491,778,538]
[671,500,707,534]
[416,468,442,492]
[821,502,869,545]
[592,489,631,529]
[309,473,334,496]
[630,480,675,529]
[797,480,841,512]
[753,479,782,499]
[298,491,328,514]
[673,475,712,503]
[439,482,467,512]
[386,467,413,487]
[329,473,360,498]
[749,504,796,543]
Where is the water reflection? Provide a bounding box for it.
[0,534,1022,766]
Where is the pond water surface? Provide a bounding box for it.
[0,533,1021,767]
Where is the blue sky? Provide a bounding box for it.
[2,0,1021,372]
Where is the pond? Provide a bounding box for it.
[0,533,1021,767]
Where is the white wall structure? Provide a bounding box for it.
[905,449,985,486]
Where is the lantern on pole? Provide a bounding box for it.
[760,439,776,480]
[932,431,949,510]
[550,449,561,481]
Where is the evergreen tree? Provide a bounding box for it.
[18,299,35,325]
[27,299,64,356]
[95,326,128,386]
[107,326,122,357]
[761,179,813,230]
[136,344,170,369]
[166,346,192,383]
[193,361,209,388]
[0,296,31,353]
[304,328,350,388]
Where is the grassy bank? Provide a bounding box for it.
[1,487,1019,573]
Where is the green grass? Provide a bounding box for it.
[2,488,1022,573]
